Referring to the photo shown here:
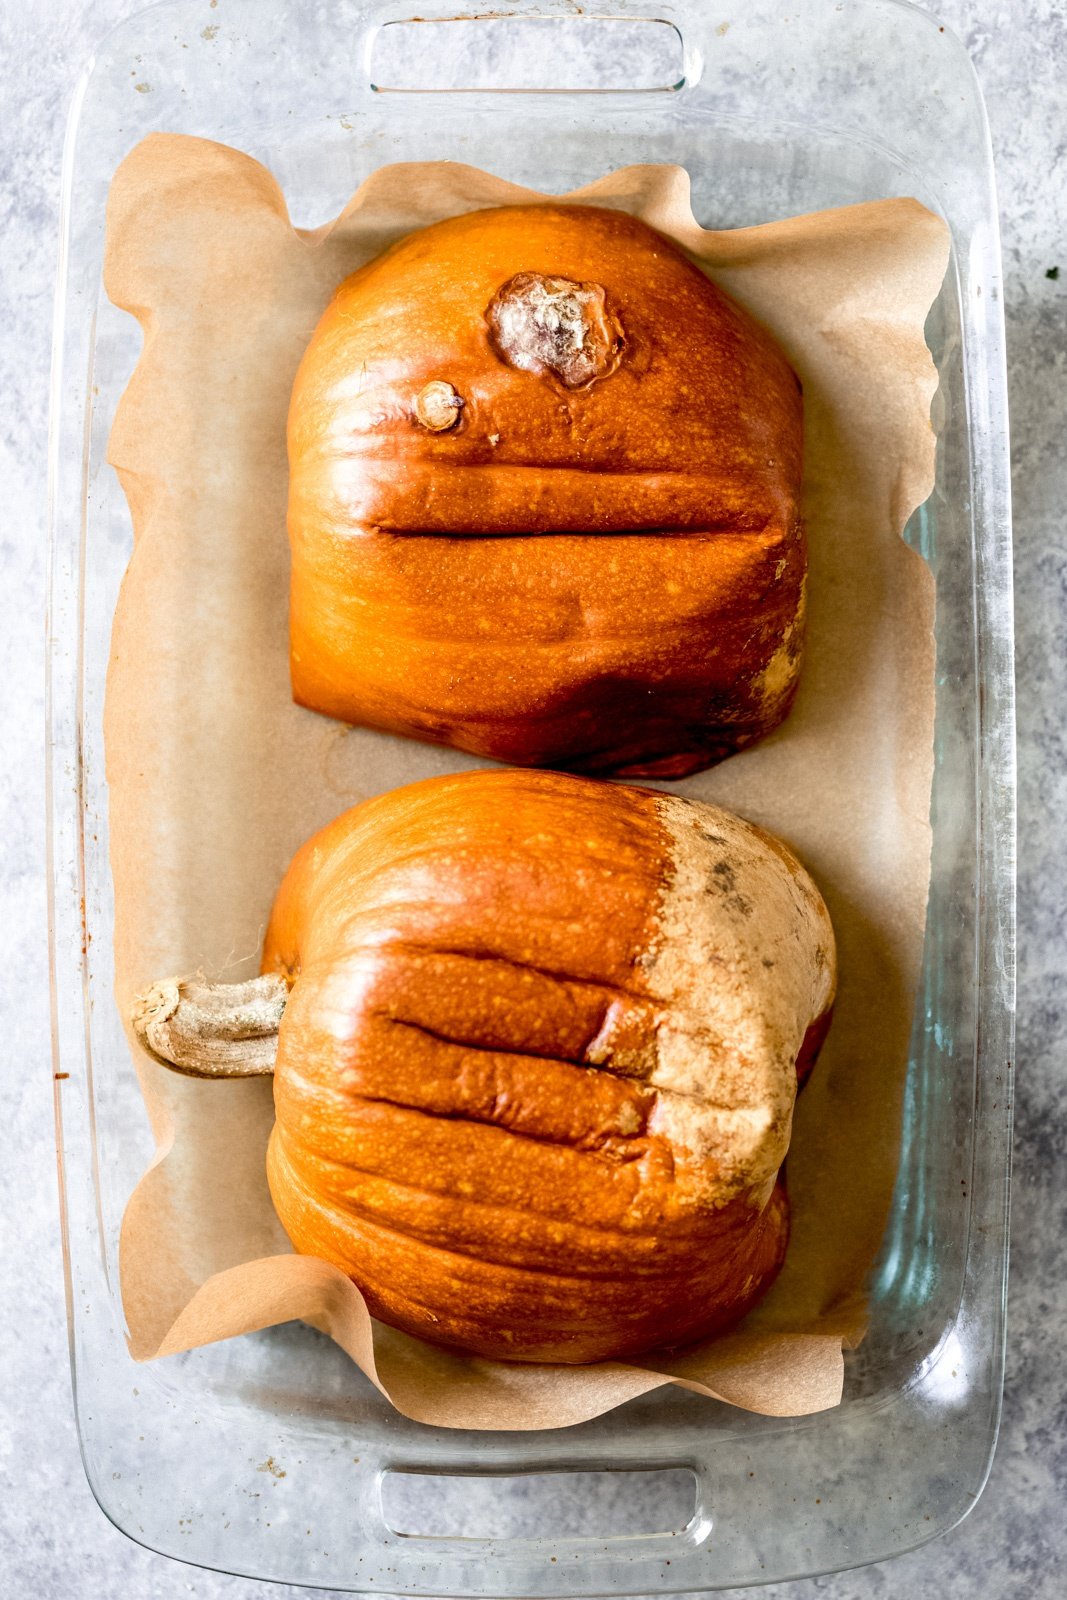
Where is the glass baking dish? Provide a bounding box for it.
[46,0,1015,1591]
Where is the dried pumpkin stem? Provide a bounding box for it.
[415,380,463,431]
[131,974,288,1078]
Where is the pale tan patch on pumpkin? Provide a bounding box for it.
[589,795,835,1208]
[754,576,806,712]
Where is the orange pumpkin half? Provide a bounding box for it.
[288,204,805,778]
[259,769,835,1363]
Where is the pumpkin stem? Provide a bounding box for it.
[131,974,288,1078]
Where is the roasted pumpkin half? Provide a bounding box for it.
[287,204,805,778]
[135,770,835,1364]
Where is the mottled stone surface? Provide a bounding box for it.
[0,0,1062,1595]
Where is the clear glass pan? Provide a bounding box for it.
[47,0,1015,1591]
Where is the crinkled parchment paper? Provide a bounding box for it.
[105,134,949,1430]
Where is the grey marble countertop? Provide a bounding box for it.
[1,0,1063,1595]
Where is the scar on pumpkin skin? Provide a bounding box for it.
[486,273,625,389]
[132,973,286,1077]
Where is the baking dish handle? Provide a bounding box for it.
[362,3,697,95]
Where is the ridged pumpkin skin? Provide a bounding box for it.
[261,770,835,1363]
[287,204,805,778]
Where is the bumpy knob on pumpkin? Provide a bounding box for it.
[414,380,463,432]
[486,272,624,388]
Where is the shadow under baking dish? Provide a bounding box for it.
[48,0,1014,1592]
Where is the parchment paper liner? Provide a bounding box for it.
[106,134,949,1430]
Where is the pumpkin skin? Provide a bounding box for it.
[261,770,835,1363]
[288,204,805,778]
